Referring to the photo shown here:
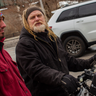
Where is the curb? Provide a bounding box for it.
[4,36,19,42]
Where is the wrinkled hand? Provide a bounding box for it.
[61,74,80,94]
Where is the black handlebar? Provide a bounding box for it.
[77,67,95,83]
[70,65,96,96]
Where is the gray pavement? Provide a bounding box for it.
[4,46,85,77]
[5,46,16,61]
[4,36,96,78]
[4,45,83,77]
[4,45,95,78]
[4,36,19,61]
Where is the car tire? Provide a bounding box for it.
[63,36,86,57]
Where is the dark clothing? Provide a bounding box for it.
[0,42,3,51]
[16,27,94,96]
[0,38,32,96]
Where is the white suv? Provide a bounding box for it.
[48,0,96,57]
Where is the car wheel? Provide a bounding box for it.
[63,36,86,57]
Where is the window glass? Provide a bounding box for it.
[57,8,77,22]
[79,3,96,17]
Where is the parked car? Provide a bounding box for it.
[48,0,96,57]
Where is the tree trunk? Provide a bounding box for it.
[2,0,5,6]
[42,0,58,20]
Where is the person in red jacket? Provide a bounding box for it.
[0,11,32,96]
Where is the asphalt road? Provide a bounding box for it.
[5,44,96,78]
[69,45,96,77]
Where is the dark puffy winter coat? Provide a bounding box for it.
[16,27,93,96]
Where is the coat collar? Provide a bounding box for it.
[20,27,48,40]
[20,27,34,39]
[0,38,5,51]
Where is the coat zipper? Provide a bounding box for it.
[55,40,61,62]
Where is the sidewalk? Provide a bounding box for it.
[5,36,95,78]
[5,47,16,61]
[4,36,19,61]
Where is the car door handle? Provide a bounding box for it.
[76,20,84,23]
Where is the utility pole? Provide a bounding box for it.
[39,0,45,15]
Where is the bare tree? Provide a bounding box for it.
[2,0,5,6]
[42,0,58,20]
